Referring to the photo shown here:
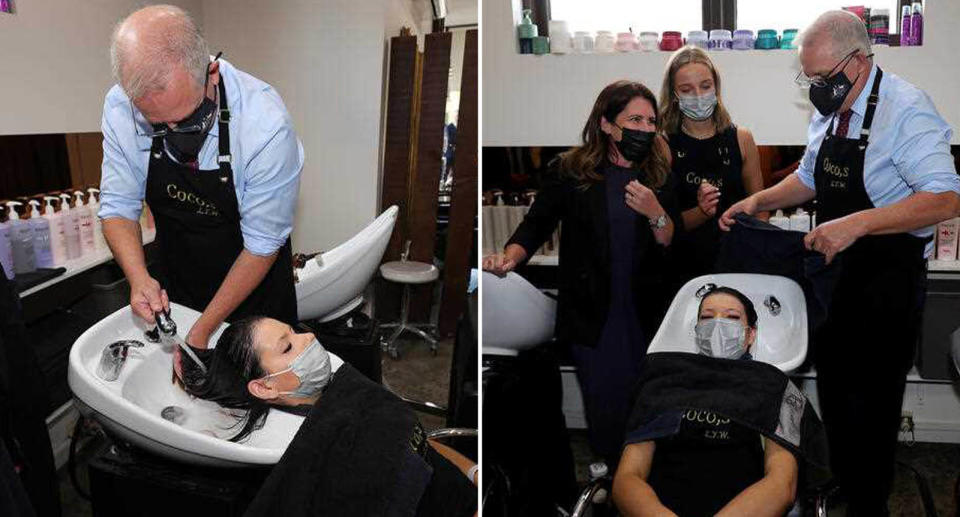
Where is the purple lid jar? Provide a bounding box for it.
[709,29,732,50]
[733,30,755,50]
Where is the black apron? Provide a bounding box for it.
[669,126,747,285]
[811,67,928,516]
[144,78,297,326]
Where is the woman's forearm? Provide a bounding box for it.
[652,217,674,246]
[714,474,795,517]
[612,474,678,517]
[680,205,710,231]
[428,440,477,484]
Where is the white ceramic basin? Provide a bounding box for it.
[648,274,808,372]
[68,303,304,467]
[296,206,398,322]
[481,271,556,356]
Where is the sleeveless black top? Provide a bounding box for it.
[669,125,746,281]
[648,409,765,516]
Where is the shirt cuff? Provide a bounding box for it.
[794,169,816,190]
[243,234,285,257]
[98,204,142,222]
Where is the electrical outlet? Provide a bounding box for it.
[900,413,915,433]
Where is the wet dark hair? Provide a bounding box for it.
[183,316,270,442]
[698,286,758,328]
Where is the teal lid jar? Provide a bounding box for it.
[780,28,798,49]
[755,29,779,49]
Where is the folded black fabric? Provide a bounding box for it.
[12,268,67,293]
[245,364,475,517]
[625,352,831,488]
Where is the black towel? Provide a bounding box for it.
[625,352,831,488]
[715,214,841,333]
[244,363,475,517]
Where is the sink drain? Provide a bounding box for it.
[161,405,186,425]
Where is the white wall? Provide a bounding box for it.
[483,0,960,146]
[0,0,203,135]
[202,0,407,253]
[0,0,432,254]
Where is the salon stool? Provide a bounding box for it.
[379,241,439,359]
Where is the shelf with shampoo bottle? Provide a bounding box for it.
[0,188,156,298]
[516,3,925,57]
[482,189,559,264]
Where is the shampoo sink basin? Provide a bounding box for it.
[295,206,398,322]
[481,271,556,356]
[648,274,808,372]
[68,303,304,467]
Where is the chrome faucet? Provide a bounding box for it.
[97,340,145,381]
[145,309,177,342]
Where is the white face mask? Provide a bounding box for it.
[677,91,718,121]
[260,338,332,398]
[695,317,748,359]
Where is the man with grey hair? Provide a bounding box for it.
[99,5,301,377]
[721,10,960,515]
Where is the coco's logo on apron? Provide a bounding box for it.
[166,184,220,217]
[685,172,724,190]
[822,156,850,189]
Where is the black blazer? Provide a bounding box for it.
[507,167,683,348]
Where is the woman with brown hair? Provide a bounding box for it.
[660,46,765,285]
[483,80,682,465]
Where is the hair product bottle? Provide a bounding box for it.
[27,200,53,269]
[42,196,68,267]
[59,193,82,260]
[5,201,36,275]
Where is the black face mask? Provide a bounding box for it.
[152,53,221,163]
[614,126,655,164]
[808,71,856,117]
[154,95,217,163]
[807,51,864,116]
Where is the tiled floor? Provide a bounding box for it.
[57,334,456,517]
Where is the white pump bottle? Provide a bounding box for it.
[59,193,82,260]
[42,196,68,267]
[74,191,96,255]
[27,200,53,269]
[5,201,36,275]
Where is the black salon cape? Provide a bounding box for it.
[624,352,831,488]
[715,214,841,334]
[244,363,476,517]
[0,264,59,517]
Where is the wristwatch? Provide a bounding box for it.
[649,213,667,230]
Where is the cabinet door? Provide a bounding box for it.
[918,280,960,380]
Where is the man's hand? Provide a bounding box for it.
[697,181,720,217]
[129,275,169,323]
[719,195,760,231]
[625,180,663,219]
[804,214,867,265]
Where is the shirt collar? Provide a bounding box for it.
[848,62,878,118]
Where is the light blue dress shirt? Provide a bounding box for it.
[795,63,960,256]
[99,58,303,256]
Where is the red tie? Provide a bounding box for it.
[835,110,853,138]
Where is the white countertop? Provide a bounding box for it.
[18,227,156,298]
